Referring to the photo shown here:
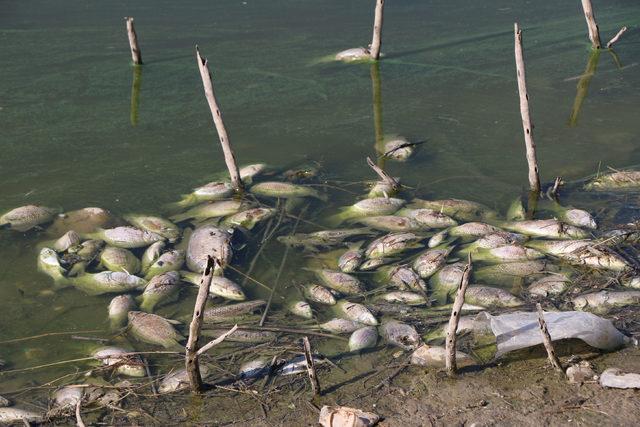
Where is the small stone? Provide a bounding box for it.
[566,361,597,384]
[319,405,380,427]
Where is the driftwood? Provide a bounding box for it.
[185,256,216,392]
[303,336,321,396]
[568,50,600,127]
[580,0,602,49]
[445,254,472,377]
[370,0,385,60]
[514,23,541,193]
[124,17,142,65]
[196,46,244,191]
[607,26,628,49]
[536,303,564,373]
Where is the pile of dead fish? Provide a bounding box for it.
[2,166,640,423]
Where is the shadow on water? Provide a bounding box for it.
[370,62,385,168]
[567,50,600,127]
[130,65,142,126]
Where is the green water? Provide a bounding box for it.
[1,0,640,411]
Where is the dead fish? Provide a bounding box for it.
[108,294,137,329]
[65,239,105,275]
[319,318,362,334]
[338,246,364,273]
[52,230,81,252]
[167,181,235,210]
[278,355,327,376]
[85,226,165,249]
[238,359,270,380]
[411,198,497,222]
[203,328,276,343]
[52,385,83,410]
[202,300,266,323]
[448,222,502,238]
[251,182,326,200]
[348,326,378,351]
[144,249,185,279]
[288,300,313,319]
[72,271,146,296]
[367,180,400,198]
[461,231,528,253]
[328,197,405,224]
[381,265,427,293]
[377,291,427,306]
[474,260,551,284]
[278,228,374,251]
[127,311,184,348]
[99,246,141,274]
[159,366,211,393]
[141,241,166,273]
[37,247,68,287]
[572,290,640,314]
[500,219,589,240]
[311,269,366,295]
[472,245,544,263]
[355,215,425,232]
[553,206,597,230]
[396,208,458,229]
[411,345,474,368]
[335,300,378,325]
[359,257,395,271]
[528,274,572,297]
[430,262,467,292]
[170,200,251,223]
[139,271,183,312]
[186,224,233,272]
[380,320,421,351]
[92,346,145,377]
[464,285,523,308]
[335,47,370,62]
[584,170,640,191]
[0,205,58,232]
[123,214,181,243]
[182,271,246,301]
[47,207,117,235]
[0,407,43,424]
[413,248,451,279]
[527,239,628,271]
[381,136,414,161]
[221,207,276,230]
[365,232,423,259]
[303,283,337,305]
[428,228,451,248]
[239,163,270,183]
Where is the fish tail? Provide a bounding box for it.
[325,210,353,227]
[168,212,190,223]
[163,195,196,214]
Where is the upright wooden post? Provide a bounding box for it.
[196,46,244,191]
[370,0,385,60]
[514,23,541,193]
[580,0,602,49]
[124,17,142,65]
[445,255,472,377]
[185,256,216,393]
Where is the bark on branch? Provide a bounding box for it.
[445,254,472,377]
[536,303,564,373]
[124,17,142,65]
[370,0,385,60]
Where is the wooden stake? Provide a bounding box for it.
[606,26,628,49]
[124,17,142,65]
[302,336,321,396]
[185,256,216,393]
[370,0,385,60]
[445,254,472,377]
[536,304,563,372]
[196,46,244,191]
[580,0,602,49]
[568,50,600,127]
[514,23,541,193]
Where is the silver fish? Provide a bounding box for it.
[0,205,58,232]
[186,224,233,272]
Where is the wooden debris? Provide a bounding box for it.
[124,17,142,65]
[445,254,472,377]
[302,336,321,396]
[580,0,602,49]
[607,26,628,49]
[536,303,564,373]
[370,0,385,60]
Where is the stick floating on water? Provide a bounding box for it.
[514,23,541,193]
[445,254,472,377]
[370,0,385,60]
[196,46,244,191]
[124,17,142,65]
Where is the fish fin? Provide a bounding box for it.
[325,209,353,227]
[168,212,191,223]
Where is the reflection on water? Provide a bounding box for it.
[130,65,142,126]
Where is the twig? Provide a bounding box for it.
[185,256,217,393]
[0,330,104,345]
[580,0,602,49]
[514,23,541,193]
[75,399,86,427]
[445,254,472,377]
[370,0,385,60]
[302,337,321,396]
[547,177,564,200]
[260,205,307,326]
[241,325,348,341]
[606,26,628,49]
[536,303,564,373]
[142,356,157,396]
[366,157,399,190]
[196,46,243,191]
[197,324,238,356]
[124,17,142,65]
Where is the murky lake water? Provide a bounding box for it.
[1,0,640,419]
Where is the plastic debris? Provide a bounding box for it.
[599,368,640,389]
